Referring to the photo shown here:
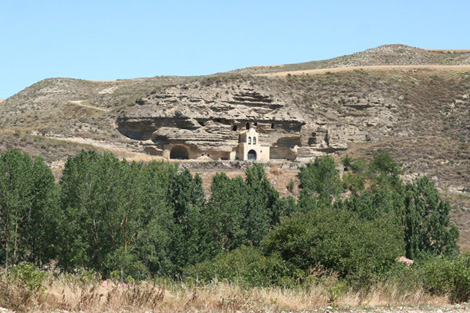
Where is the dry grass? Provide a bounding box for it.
[425,49,470,53]
[270,165,284,176]
[257,64,470,77]
[0,275,450,313]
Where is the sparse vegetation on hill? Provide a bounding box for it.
[233,44,470,75]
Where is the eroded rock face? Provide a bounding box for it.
[116,79,386,160]
[118,81,315,160]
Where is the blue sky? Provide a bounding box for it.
[1,0,469,99]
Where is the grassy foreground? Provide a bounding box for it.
[0,272,451,313]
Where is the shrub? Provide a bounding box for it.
[368,151,402,191]
[341,154,352,167]
[9,262,47,295]
[342,172,365,194]
[287,179,296,193]
[183,246,295,287]
[350,158,367,173]
[262,208,404,284]
[422,253,470,303]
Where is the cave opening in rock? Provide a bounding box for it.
[248,149,257,160]
[170,145,189,160]
[232,125,238,131]
[271,123,275,129]
[246,122,250,130]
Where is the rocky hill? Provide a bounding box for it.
[233,44,470,74]
[1,44,470,248]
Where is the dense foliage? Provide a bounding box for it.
[0,150,56,268]
[421,253,470,302]
[57,151,178,277]
[0,149,463,300]
[183,245,292,287]
[262,208,404,283]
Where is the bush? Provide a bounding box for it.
[342,172,365,194]
[341,155,352,167]
[9,262,47,295]
[2,262,48,310]
[183,246,296,287]
[350,158,367,173]
[422,253,470,303]
[262,208,404,284]
[368,151,402,191]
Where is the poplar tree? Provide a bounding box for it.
[58,151,178,278]
[167,169,206,268]
[403,176,459,259]
[201,173,247,259]
[0,150,56,268]
[243,164,281,246]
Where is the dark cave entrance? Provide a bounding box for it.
[170,145,189,160]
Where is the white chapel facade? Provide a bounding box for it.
[237,128,270,161]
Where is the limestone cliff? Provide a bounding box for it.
[117,80,311,160]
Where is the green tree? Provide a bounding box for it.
[20,156,58,265]
[403,176,459,259]
[138,161,178,276]
[342,172,365,195]
[298,155,343,205]
[58,151,178,278]
[199,166,294,261]
[243,164,281,246]
[0,150,56,268]
[201,173,246,259]
[336,189,402,221]
[167,169,206,268]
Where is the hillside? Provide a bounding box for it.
[233,44,470,74]
[1,44,470,248]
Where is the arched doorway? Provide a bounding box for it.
[247,149,257,160]
[170,145,189,159]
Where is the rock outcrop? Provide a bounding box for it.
[115,73,402,161]
[117,81,319,160]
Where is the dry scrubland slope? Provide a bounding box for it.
[234,44,470,74]
[0,44,469,248]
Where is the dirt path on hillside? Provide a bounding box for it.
[425,48,470,53]
[43,135,165,162]
[257,64,470,77]
[68,100,111,112]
